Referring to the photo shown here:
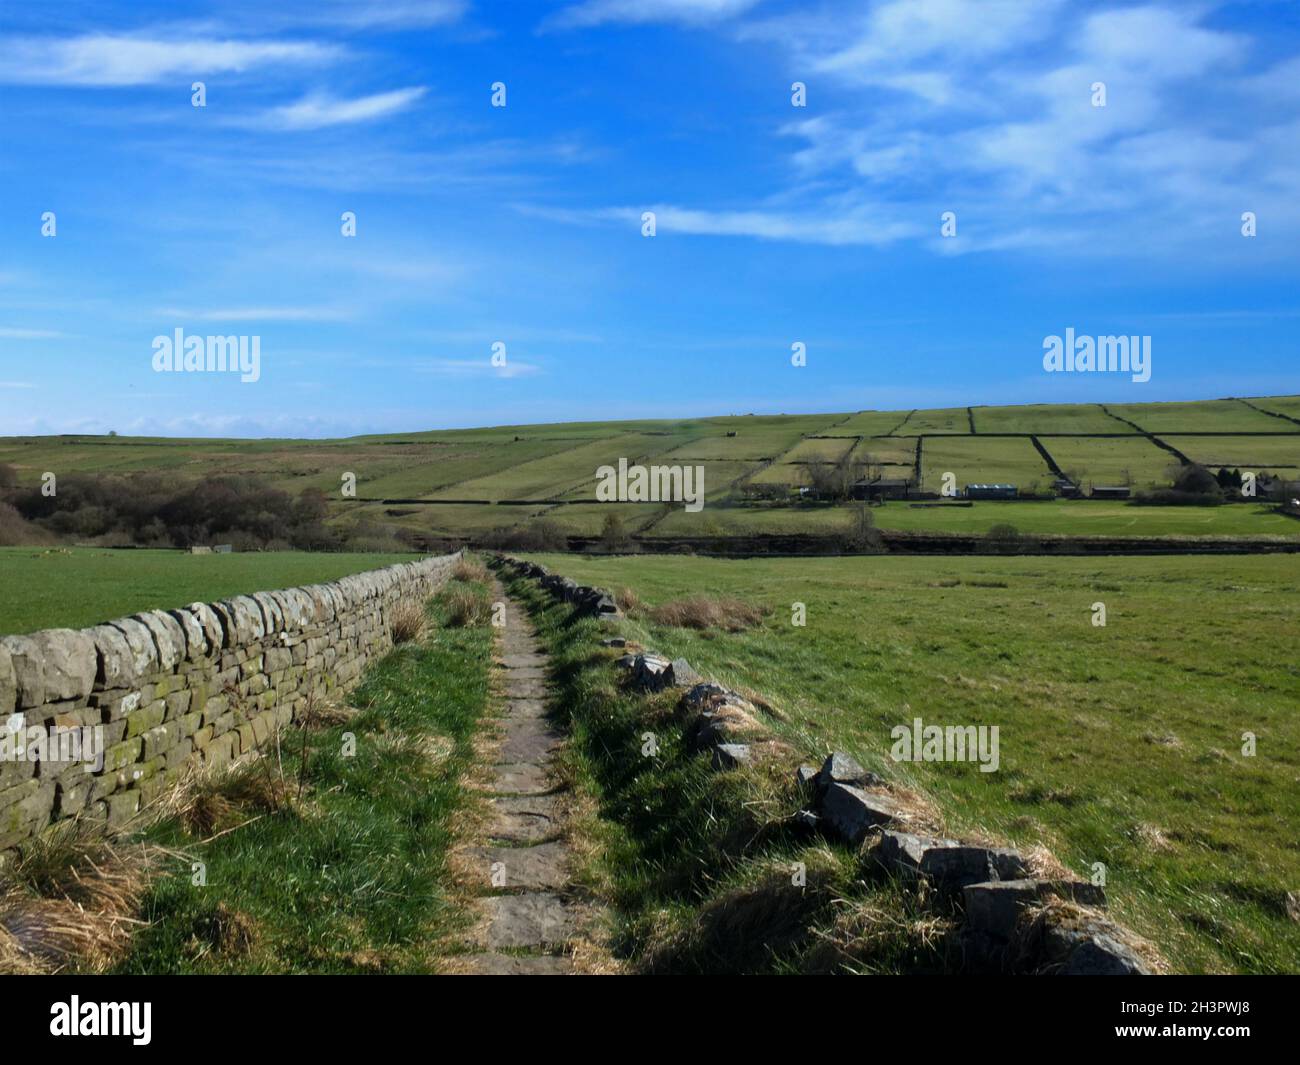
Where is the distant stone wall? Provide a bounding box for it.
[0,551,462,858]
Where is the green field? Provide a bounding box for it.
[1165,435,1300,478]
[867,499,1299,538]
[525,551,1300,974]
[1108,399,1289,434]
[0,548,421,635]
[972,403,1137,435]
[1041,436,1174,488]
[920,436,1051,492]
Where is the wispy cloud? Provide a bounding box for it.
[521,201,921,246]
[545,0,760,31]
[239,86,428,131]
[280,0,467,30]
[0,381,37,389]
[156,306,355,322]
[0,327,68,339]
[417,358,542,379]
[0,33,341,87]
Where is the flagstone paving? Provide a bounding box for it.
[456,580,589,975]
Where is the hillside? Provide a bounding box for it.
[2,396,1298,546]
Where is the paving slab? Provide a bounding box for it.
[498,717,564,763]
[490,795,563,844]
[457,953,575,975]
[463,841,570,891]
[481,893,580,950]
[489,762,555,796]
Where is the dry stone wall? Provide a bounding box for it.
[0,551,462,859]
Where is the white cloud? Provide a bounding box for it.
[156,306,354,322]
[418,358,542,379]
[0,381,37,389]
[735,3,1295,256]
[523,198,920,246]
[241,87,428,131]
[546,0,759,30]
[0,327,67,339]
[0,34,340,87]
[288,0,467,29]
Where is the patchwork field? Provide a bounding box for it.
[0,547,421,635]
[525,552,1300,974]
[3,395,1299,545]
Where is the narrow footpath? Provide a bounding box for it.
[456,580,589,973]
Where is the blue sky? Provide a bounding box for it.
[0,0,1297,438]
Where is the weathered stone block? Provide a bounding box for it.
[165,689,192,720]
[819,783,905,845]
[101,736,143,774]
[713,743,751,769]
[109,617,160,680]
[105,789,140,828]
[167,606,206,661]
[132,611,185,673]
[125,700,167,738]
[1,635,44,707]
[0,642,14,713]
[963,879,1107,940]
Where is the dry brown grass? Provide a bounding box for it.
[0,822,168,973]
[303,700,359,730]
[647,595,770,632]
[193,901,258,957]
[389,600,427,644]
[173,761,294,838]
[453,555,490,583]
[614,586,644,613]
[445,587,489,628]
[640,850,844,973]
[803,895,953,974]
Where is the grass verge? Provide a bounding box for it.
[21,574,498,975]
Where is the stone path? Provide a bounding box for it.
[457,581,586,974]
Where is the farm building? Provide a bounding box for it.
[853,477,912,500]
[1091,485,1132,499]
[965,483,1018,500]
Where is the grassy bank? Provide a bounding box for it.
[0,547,422,635]
[99,574,494,974]
[519,553,1300,974]
[502,570,949,974]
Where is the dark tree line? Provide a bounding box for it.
[0,466,388,550]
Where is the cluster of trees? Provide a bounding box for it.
[0,465,403,551]
[806,453,873,501]
[1136,463,1257,506]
